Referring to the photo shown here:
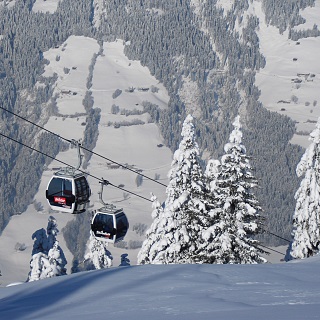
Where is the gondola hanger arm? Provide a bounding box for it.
[98,178,111,207]
[70,139,83,172]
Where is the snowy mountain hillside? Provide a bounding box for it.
[1,0,320,288]
[1,259,320,319]
[254,1,320,148]
[0,35,172,287]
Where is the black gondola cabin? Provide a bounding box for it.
[46,171,91,214]
[91,206,129,244]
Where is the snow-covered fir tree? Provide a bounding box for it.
[29,240,67,282]
[47,241,67,276]
[28,253,50,282]
[84,234,113,270]
[289,118,320,259]
[137,193,165,264]
[194,159,221,263]
[138,114,207,264]
[28,217,67,281]
[204,159,221,194]
[47,216,59,249]
[199,116,266,264]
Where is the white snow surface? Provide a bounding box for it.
[216,0,234,15]
[92,0,106,29]
[0,0,16,8]
[294,1,320,31]
[32,0,60,13]
[1,258,320,319]
[43,35,100,115]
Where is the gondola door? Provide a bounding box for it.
[114,212,129,242]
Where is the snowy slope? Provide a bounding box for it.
[1,258,320,319]
[32,0,59,13]
[212,0,320,148]
[1,0,319,289]
[254,1,320,148]
[0,0,16,8]
[216,0,234,15]
[0,35,172,287]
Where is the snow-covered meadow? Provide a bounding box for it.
[32,0,59,13]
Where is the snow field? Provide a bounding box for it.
[43,36,100,115]
[1,259,320,319]
[216,0,235,15]
[92,41,169,111]
[32,0,59,13]
[294,0,320,31]
[0,0,15,9]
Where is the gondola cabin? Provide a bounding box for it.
[46,170,91,214]
[91,206,129,244]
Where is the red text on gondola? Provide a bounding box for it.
[54,197,66,204]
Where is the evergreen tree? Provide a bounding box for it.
[47,241,67,277]
[200,116,266,264]
[84,234,113,270]
[137,193,165,264]
[47,216,59,249]
[28,217,67,281]
[204,159,221,193]
[28,253,49,282]
[138,115,207,264]
[290,118,320,259]
[194,159,221,263]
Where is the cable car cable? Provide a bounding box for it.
[0,131,152,203]
[0,109,294,245]
[0,105,167,188]
[0,130,292,242]
[261,228,291,243]
[258,243,287,256]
